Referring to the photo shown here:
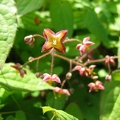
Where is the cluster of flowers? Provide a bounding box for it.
[11,28,116,96]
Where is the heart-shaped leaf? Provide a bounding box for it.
[42,106,79,120]
[100,71,120,119]
[0,63,53,91]
[0,0,17,69]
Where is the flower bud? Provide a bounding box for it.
[105,55,115,66]
[105,74,112,82]
[24,35,35,45]
[36,72,41,78]
[19,69,27,78]
[66,72,72,80]
[28,56,34,62]
[92,76,98,80]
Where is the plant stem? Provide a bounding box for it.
[33,34,45,40]
[63,38,81,43]
[50,49,55,75]
[36,60,39,72]
[29,52,51,62]
[0,111,17,115]
[54,53,84,67]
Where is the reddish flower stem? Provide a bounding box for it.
[54,53,85,67]
[50,49,55,75]
[29,52,51,62]
[63,38,82,43]
[33,34,45,40]
[84,56,119,66]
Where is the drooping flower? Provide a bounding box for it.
[66,72,72,80]
[88,81,104,92]
[54,87,70,96]
[41,73,61,83]
[11,63,27,78]
[105,55,115,66]
[42,28,68,53]
[24,35,35,46]
[76,37,94,55]
[105,74,112,82]
[72,65,96,77]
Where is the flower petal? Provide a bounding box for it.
[52,74,61,83]
[42,29,67,53]
[43,28,55,40]
[83,37,90,44]
[56,30,68,41]
[54,87,70,96]
[42,41,53,52]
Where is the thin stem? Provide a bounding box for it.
[84,58,106,66]
[54,53,85,67]
[0,111,17,115]
[61,79,66,88]
[33,34,45,40]
[69,59,72,72]
[63,38,81,43]
[51,113,56,120]
[61,60,72,88]
[22,52,51,68]
[29,52,51,63]
[84,56,119,66]
[50,49,55,75]
[107,63,112,74]
[36,60,39,72]
[11,94,22,110]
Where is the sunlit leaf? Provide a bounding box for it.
[16,0,44,16]
[50,0,73,37]
[42,106,79,120]
[0,0,17,69]
[65,103,84,120]
[0,63,53,91]
[84,8,109,47]
[100,72,120,119]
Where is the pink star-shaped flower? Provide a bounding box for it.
[42,28,68,53]
[88,81,104,92]
[54,87,70,96]
[76,37,94,55]
[41,73,61,83]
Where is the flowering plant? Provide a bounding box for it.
[0,0,120,120]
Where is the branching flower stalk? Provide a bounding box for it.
[50,48,55,75]
[12,28,120,95]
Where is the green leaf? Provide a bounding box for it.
[16,0,44,16]
[42,106,79,120]
[0,0,17,69]
[42,106,55,114]
[112,70,120,81]
[100,73,120,120]
[57,110,79,120]
[0,63,53,91]
[117,39,120,68]
[15,111,27,120]
[0,115,3,120]
[50,0,73,37]
[6,116,14,120]
[65,103,84,120]
[17,11,52,33]
[84,8,109,47]
[46,92,67,110]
